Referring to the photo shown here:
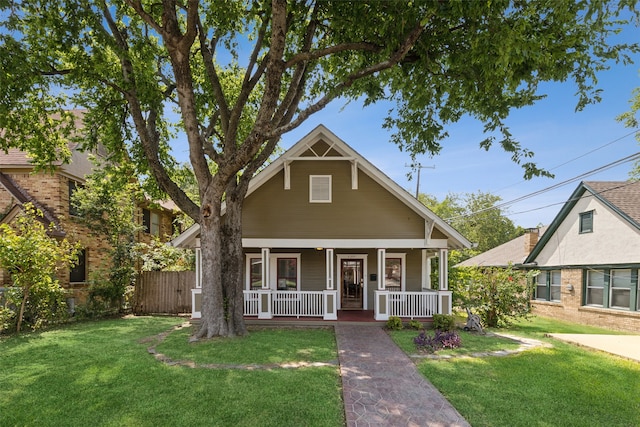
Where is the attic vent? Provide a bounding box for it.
[310,175,332,203]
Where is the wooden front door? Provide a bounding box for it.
[341,259,364,310]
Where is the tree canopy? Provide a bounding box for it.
[1,1,638,337]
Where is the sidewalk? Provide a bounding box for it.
[335,323,470,427]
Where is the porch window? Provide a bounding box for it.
[610,269,632,309]
[535,270,561,302]
[579,211,593,234]
[385,258,402,292]
[249,257,262,290]
[309,175,332,203]
[277,258,298,290]
[586,269,605,306]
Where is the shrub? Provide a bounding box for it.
[386,316,403,330]
[414,329,462,353]
[0,283,69,334]
[432,314,456,331]
[408,319,423,330]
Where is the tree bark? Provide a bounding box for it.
[221,178,248,337]
[193,197,228,339]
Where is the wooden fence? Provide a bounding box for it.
[134,271,195,315]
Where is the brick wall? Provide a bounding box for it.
[532,268,640,333]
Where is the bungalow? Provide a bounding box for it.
[523,181,640,333]
[459,180,640,333]
[172,125,471,321]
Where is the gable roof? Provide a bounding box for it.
[524,180,640,263]
[0,172,65,237]
[171,125,471,249]
[456,227,547,268]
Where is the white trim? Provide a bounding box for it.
[438,249,448,290]
[337,253,368,309]
[261,248,270,289]
[377,249,385,290]
[326,248,335,290]
[309,175,332,203]
[270,253,301,291]
[195,247,202,288]
[242,238,447,249]
[385,253,407,292]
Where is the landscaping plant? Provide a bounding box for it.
[0,204,79,333]
[414,329,462,353]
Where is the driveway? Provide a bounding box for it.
[547,334,640,362]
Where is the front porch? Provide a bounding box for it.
[191,287,453,321]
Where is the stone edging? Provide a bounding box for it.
[142,322,339,370]
[409,332,552,360]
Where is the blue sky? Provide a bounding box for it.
[274,36,640,228]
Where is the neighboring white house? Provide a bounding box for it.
[172,125,471,321]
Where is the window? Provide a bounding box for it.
[610,269,632,309]
[249,257,262,290]
[277,258,298,290]
[142,209,160,236]
[584,268,639,311]
[586,269,605,306]
[150,212,160,236]
[535,270,561,302]
[579,211,593,233]
[385,257,402,292]
[309,175,332,203]
[70,249,86,283]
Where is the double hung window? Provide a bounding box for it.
[535,270,561,302]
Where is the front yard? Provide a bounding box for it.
[1,315,639,427]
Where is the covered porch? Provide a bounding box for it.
[190,240,453,321]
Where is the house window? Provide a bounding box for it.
[579,211,593,234]
[249,257,262,290]
[535,270,561,302]
[309,175,332,203]
[70,248,86,283]
[142,209,160,236]
[277,258,298,290]
[385,256,404,292]
[610,269,632,309]
[584,268,639,311]
[586,269,605,306]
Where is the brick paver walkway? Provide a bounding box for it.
[335,324,470,427]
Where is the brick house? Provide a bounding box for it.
[0,131,179,305]
[460,181,640,333]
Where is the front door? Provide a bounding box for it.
[341,259,364,310]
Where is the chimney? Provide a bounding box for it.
[523,228,539,254]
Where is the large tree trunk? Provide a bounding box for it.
[221,179,248,337]
[193,199,228,339]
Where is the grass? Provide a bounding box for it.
[406,316,640,427]
[388,328,522,356]
[0,317,344,427]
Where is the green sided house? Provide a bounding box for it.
[172,125,470,321]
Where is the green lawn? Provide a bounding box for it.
[0,317,344,427]
[402,317,640,427]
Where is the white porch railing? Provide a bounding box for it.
[244,290,260,316]
[388,291,438,319]
[242,290,324,318]
[272,291,324,317]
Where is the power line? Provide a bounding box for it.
[493,129,639,194]
[446,151,640,221]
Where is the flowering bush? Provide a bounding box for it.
[414,329,462,353]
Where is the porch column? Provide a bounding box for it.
[437,248,452,315]
[191,239,202,319]
[375,248,389,321]
[325,248,334,290]
[259,248,272,319]
[438,248,448,290]
[421,249,433,290]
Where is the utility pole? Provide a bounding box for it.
[406,163,435,198]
